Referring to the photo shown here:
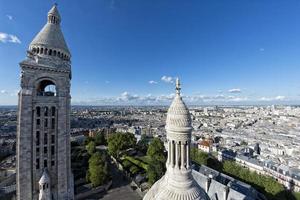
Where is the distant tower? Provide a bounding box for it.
[16,4,74,200]
[143,78,209,200]
[39,170,51,200]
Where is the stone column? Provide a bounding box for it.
[181,143,185,169]
[186,142,190,169]
[167,140,171,164]
[175,142,179,168]
[171,141,174,167]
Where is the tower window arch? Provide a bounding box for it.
[37,80,57,96]
[53,50,56,56]
[37,48,40,54]
[40,48,44,54]
[49,49,52,55]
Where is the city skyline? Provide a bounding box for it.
[1,0,300,105]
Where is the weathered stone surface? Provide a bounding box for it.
[17,4,74,200]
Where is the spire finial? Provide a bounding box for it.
[176,78,181,95]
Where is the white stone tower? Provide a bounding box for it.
[16,4,74,200]
[39,170,51,200]
[143,78,209,200]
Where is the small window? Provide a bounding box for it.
[36,158,40,169]
[36,147,40,154]
[37,119,40,126]
[51,135,55,144]
[44,133,48,144]
[44,118,48,128]
[44,160,47,168]
[51,107,55,116]
[36,131,40,145]
[36,107,41,117]
[51,160,55,166]
[44,147,48,154]
[51,146,55,155]
[44,107,48,116]
[51,118,55,129]
[49,49,52,55]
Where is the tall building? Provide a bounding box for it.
[16,4,74,200]
[143,79,209,200]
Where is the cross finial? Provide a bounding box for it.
[176,78,181,95]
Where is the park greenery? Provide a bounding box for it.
[106,133,166,185]
[191,147,300,200]
[146,138,166,184]
[86,151,109,187]
[107,132,137,158]
[86,141,96,155]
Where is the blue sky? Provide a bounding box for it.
[1,0,300,105]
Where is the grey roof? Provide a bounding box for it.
[29,5,70,54]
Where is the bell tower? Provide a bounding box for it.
[16,4,74,200]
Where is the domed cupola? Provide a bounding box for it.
[143,78,210,200]
[166,78,192,133]
[28,4,71,62]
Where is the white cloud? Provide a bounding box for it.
[148,80,158,84]
[260,96,286,101]
[161,76,174,83]
[228,88,241,93]
[0,90,8,94]
[105,80,110,84]
[259,48,265,52]
[0,32,21,44]
[275,96,285,100]
[6,15,13,20]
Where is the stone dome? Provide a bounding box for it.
[29,4,71,61]
[166,78,192,133]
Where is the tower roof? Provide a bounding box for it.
[29,4,70,56]
[166,78,191,131]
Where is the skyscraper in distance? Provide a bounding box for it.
[16,4,74,200]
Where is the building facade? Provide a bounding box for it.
[16,5,74,200]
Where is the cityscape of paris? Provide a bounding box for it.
[0,1,300,200]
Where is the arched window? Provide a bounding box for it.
[45,48,48,55]
[37,80,57,96]
[53,50,56,56]
[41,48,44,54]
[49,49,52,55]
[37,48,40,54]
[57,52,60,57]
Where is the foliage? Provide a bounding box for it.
[129,165,140,175]
[136,134,149,154]
[107,132,137,158]
[94,132,107,145]
[124,156,149,170]
[87,151,109,187]
[86,141,96,155]
[292,192,300,200]
[84,136,94,146]
[146,138,166,184]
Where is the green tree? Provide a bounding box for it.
[84,136,94,145]
[87,152,109,187]
[136,134,149,154]
[146,138,166,184]
[94,132,107,145]
[107,132,137,158]
[86,141,96,155]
